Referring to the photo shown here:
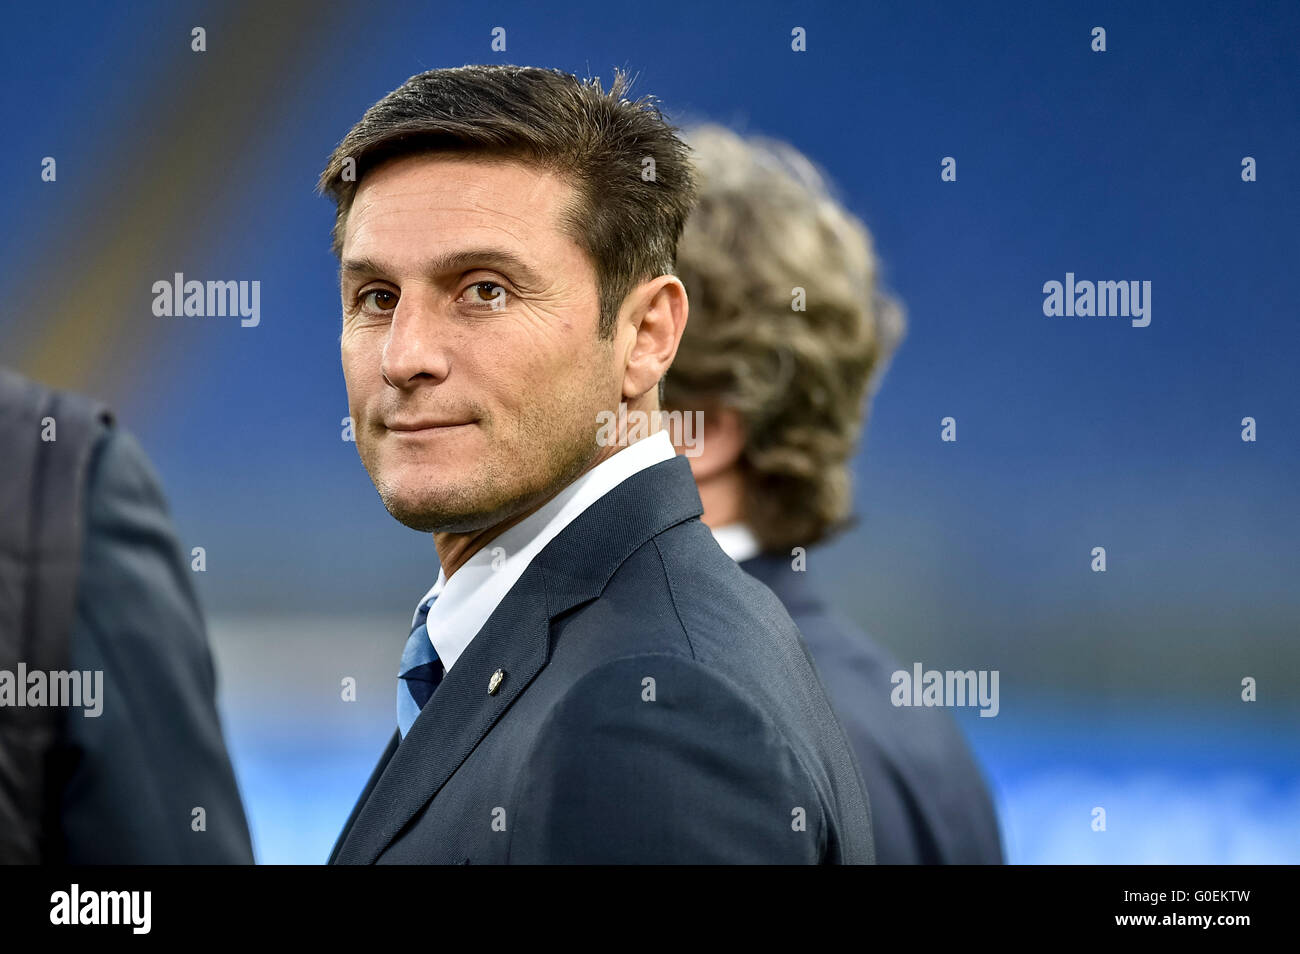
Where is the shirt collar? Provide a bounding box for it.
[711,521,762,564]
[414,430,677,673]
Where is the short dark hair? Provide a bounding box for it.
[318,64,697,337]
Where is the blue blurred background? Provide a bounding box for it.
[2,0,1296,862]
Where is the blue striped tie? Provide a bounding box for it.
[397,595,444,738]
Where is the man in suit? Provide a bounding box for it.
[663,125,1004,863]
[318,65,874,863]
[0,368,254,863]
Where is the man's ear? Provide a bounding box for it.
[681,406,746,480]
[619,275,688,402]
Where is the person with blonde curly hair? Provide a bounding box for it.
[667,124,1003,863]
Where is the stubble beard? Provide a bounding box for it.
[364,406,606,536]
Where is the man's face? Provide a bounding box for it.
[339,154,621,533]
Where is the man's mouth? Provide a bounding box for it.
[386,419,476,432]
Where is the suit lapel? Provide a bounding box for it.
[332,570,552,864]
[327,729,398,864]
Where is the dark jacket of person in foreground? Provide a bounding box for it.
[330,455,875,865]
[0,369,253,863]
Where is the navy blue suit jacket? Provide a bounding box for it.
[330,455,874,864]
[740,553,1003,863]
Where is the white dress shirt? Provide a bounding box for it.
[412,429,677,674]
[711,522,762,563]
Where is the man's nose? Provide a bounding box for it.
[381,291,452,388]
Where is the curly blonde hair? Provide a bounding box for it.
[665,125,906,553]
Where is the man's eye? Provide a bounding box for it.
[360,289,398,312]
[464,281,508,309]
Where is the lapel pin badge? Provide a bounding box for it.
[488,669,505,695]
